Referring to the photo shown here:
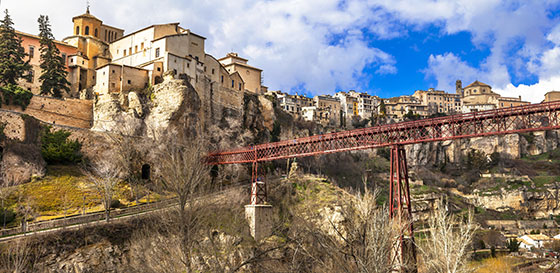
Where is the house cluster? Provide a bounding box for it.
[268,79,559,127]
[16,8,267,101]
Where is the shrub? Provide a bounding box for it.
[41,126,83,164]
[0,121,5,141]
[110,199,123,209]
[506,239,520,252]
[0,84,33,110]
[0,208,15,226]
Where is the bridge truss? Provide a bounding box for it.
[207,100,560,272]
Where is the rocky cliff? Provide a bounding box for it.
[406,130,560,166]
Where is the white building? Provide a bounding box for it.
[518,234,551,250]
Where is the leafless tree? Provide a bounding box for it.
[82,156,122,222]
[288,176,408,273]
[418,200,476,273]
[106,131,146,205]
[154,133,212,269]
[0,170,15,228]
[0,238,33,273]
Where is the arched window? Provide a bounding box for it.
[94,28,98,37]
[76,26,80,35]
[85,26,90,35]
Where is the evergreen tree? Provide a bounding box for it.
[38,15,69,98]
[0,9,32,85]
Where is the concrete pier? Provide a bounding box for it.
[245,204,273,241]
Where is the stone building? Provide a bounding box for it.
[313,95,341,126]
[334,91,358,122]
[16,31,78,95]
[85,11,246,98]
[276,92,313,117]
[458,80,529,112]
[544,91,560,102]
[62,8,123,94]
[218,53,265,94]
[384,96,428,119]
[412,88,462,115]
[347,90,378,119]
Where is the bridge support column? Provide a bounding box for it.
[246,160,273,241]
[389,145,417,273]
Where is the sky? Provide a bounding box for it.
[3,0,560,103]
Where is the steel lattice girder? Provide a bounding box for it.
[207,101,560,165]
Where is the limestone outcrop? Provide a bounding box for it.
[406,130,560,166]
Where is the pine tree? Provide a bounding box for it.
[38,15,69,98]
[0,9,32,86]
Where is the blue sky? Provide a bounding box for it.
[4,0,560,102]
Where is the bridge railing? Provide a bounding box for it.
[208,100,560,164]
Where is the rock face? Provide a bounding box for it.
[406,130,560,166]
[1,142,46,184]
[0,114,46,185]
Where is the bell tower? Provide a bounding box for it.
[456,80,463,97]
[72,5,102,39]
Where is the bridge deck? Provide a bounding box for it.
[208,100,560,164]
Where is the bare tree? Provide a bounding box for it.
[82,156,122,222]
[106,132,145,205]
[154,133,212,269]
[288,177,408,273]
[0,238,33,273]
[418,200,476,273]
[0,170,15,228]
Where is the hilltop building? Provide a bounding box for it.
[544,91,560,102]
[412,88,462,115]
[16,31,78,95]
[62,8,123,95]
[347,90,378,118]
[218,53,266,94]
[384,96,428,119]
[457,80,529,112]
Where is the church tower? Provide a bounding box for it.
[456,80,463,97]
[72,7,103,39]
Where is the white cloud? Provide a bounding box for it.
[3,0,560,99]
[424,53,483,92]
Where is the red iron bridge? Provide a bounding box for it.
[207,100,560,272]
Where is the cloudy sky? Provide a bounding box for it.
[3,0,560,102]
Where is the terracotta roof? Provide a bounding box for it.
[72,10,102,22]
[464,80,491,89]
[15,30,77,48]
[223,61,263,72]
[527,234,550,241]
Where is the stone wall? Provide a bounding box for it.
[1,95,93,129]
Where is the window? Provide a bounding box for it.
[76,26,80,35]
[239,83,242,90]
[111,82,116,88]
[29,46,34,58]
[155,48,160,58]
[112,70,115,74]
[127,80,131,84]
[85,26,89,35]
[27,70,33,83]
[104,29,107,40]
[157,67,161,72]
[232,80,234,88]
[187,63,190,68]
[141,42,144,50]
[103,71,105,75]
[129,47,132,55]
[211,68,215,75]
[94,28,98,37]
[221,76,224,83]
[135,45,138,53]
[123,49,127,56]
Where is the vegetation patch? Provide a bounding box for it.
[0,84,33,110]
[41,126,83,165]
